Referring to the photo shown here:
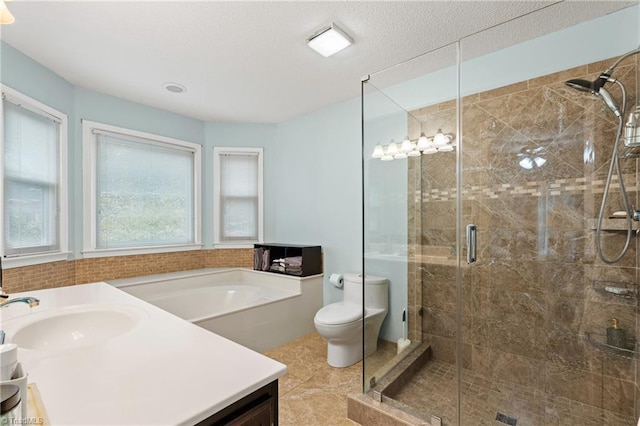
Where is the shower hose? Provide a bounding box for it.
[595,79,631,264]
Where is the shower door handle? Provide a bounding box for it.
[466,224,477,264]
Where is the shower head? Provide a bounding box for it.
[565,79,594,93]
[565,78,621,117]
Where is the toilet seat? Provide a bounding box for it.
[314,302,362,325]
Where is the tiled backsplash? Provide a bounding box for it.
[2,248,254,293]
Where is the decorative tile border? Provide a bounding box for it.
[414,175,638,203]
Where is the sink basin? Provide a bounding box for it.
[8,305,148,351]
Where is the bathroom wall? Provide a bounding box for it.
[274,100,360,300]
[409,56,638,417]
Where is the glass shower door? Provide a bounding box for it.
[362,42,460,423]
[458,7,639,425]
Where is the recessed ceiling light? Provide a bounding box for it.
[307,23,352,57]
[163,82,186,94]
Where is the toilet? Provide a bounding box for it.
[314,274,388,368]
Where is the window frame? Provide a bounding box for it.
[82,120,202,257]
[213,146,264,248]
[1,85,69,268]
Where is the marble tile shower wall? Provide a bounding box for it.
[407,56,639,417]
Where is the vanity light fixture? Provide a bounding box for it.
[0,1,15,25]
[307,23,353,57]
[162,82,187,94]
[371,130,456,160]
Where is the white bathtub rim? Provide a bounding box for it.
[109,268,323,325]
[110,267,323,289]
[109,268,236,289]
[145,283,299,324]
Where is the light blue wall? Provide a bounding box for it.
[274,98,361,301]
[0,42,74,114]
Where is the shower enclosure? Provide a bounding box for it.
[361,4,640,425]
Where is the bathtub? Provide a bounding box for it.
[109,268,323,352]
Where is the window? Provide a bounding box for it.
[83,121,201,256]
[213,147,263,246]
[1,86,69,267]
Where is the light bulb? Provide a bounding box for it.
[400,137,413,153]
[416,133,430,151]
[386,141,399,156]
[432,129,450,147]
[519,157,533,169]
[371,145,385,159]
[533,157,546,167]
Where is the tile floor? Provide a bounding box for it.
[264,332,396,425]
[263,332,360,425]
[266,335,636,426]
[389,359,636,426]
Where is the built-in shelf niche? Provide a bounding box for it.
[587,219,638,231]
[253,243,322,277]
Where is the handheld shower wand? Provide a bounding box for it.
[564,46,637,264]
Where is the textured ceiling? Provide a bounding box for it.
[1,1,636,123]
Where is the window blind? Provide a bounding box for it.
[219,152,259,241]
[3,99,60,254]
[95,132,195,249]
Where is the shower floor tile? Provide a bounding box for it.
[388,360,635,426]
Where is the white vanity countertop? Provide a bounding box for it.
[0,282,287,425]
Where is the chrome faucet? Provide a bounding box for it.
[0,295,39,343]
[0,297,40,309]
[0,258,37,308]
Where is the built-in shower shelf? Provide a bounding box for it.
[585,332,637,359]
[590,280,637,299]
[587,219,638,231]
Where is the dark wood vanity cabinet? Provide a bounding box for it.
[196,380,278,426]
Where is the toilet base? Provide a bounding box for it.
[327,339,363,368]
[326,329,381,368]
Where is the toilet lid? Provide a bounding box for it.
[315,302,363,325]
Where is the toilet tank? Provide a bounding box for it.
[343,274,388,310]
